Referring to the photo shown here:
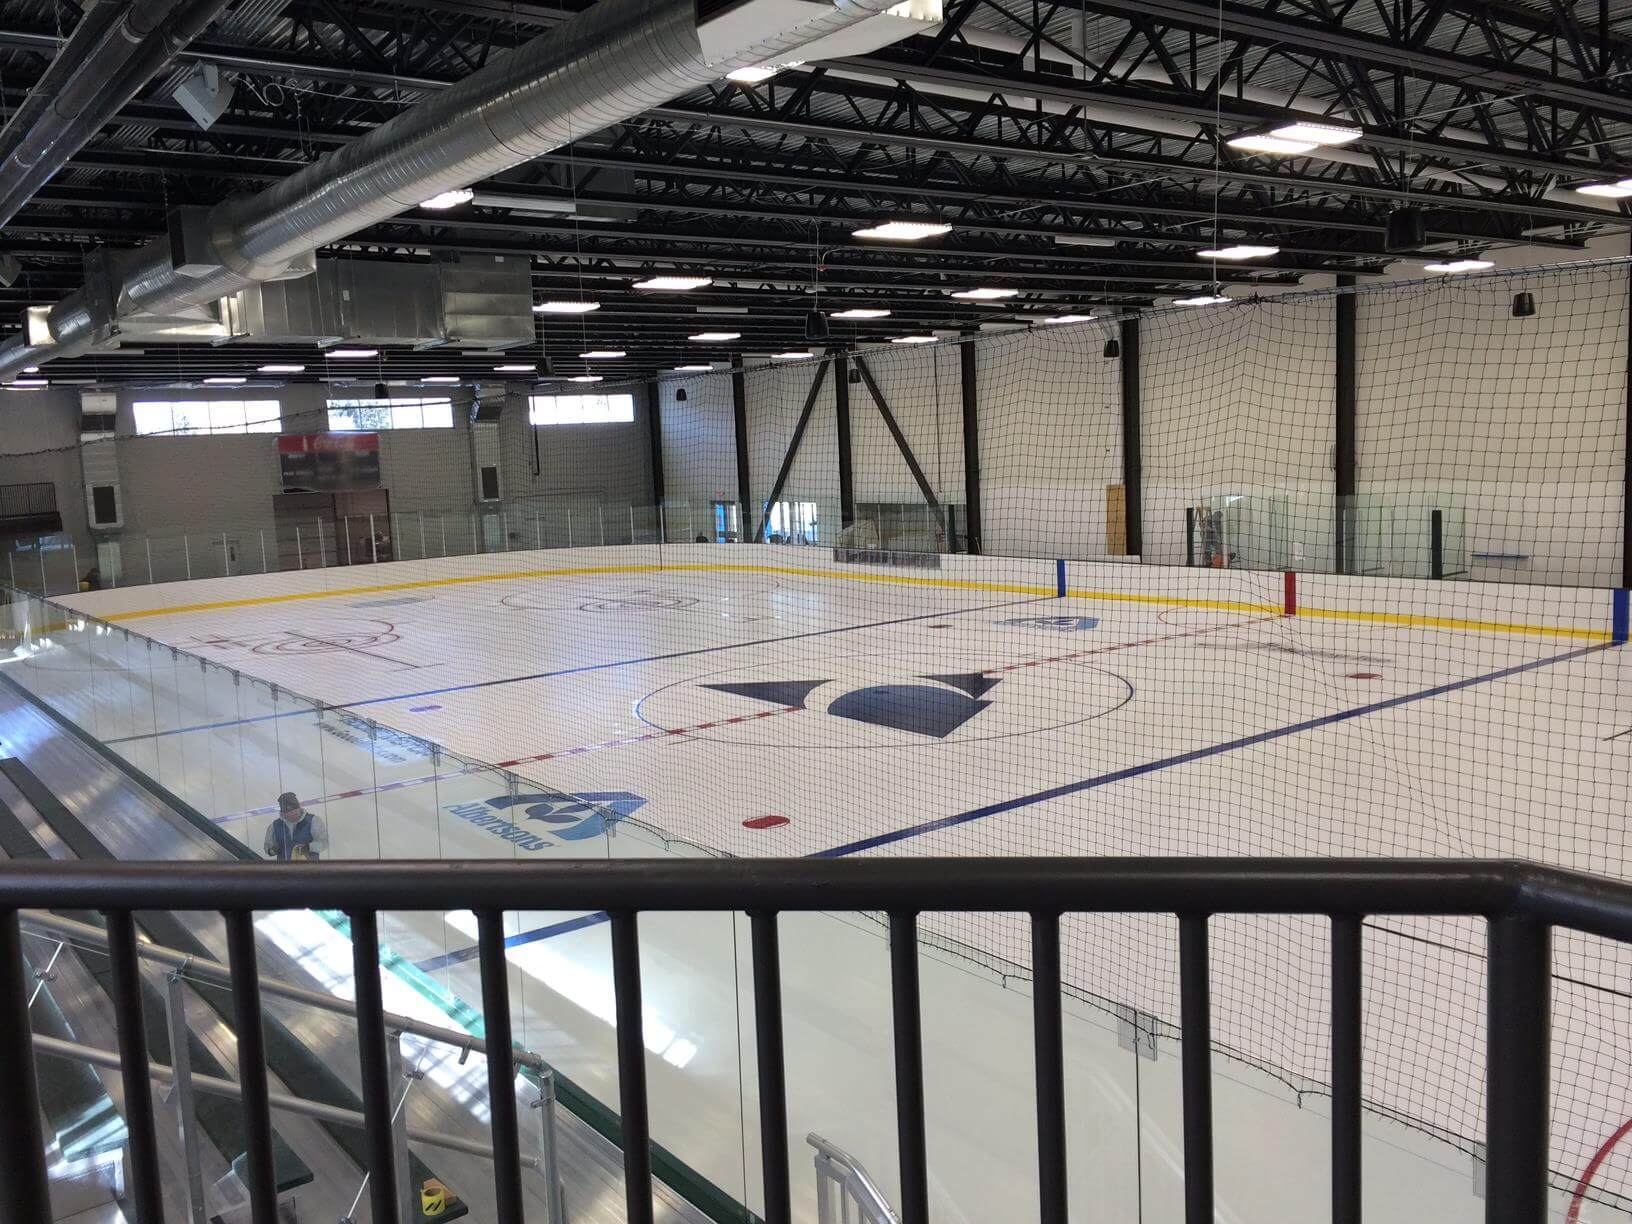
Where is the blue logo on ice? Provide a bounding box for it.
[445,791,646,851]
[999,616,1099,631]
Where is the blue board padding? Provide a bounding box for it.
[1056,559,1067,598]
[1614,588,1629,645]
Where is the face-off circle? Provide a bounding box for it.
[637,647,1134,750]
[251,621,402,656]
[500,574,783,615]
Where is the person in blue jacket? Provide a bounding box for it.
[264,792,329,861]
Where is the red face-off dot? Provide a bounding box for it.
[1347,672,1382,680]
[742,815,791,830]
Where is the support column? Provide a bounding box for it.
[1336,274,1358,575]
[732,358,752,543]
[1623,259,1631,588]
[960,338,982,554]
[1119,315,1143,557]
[644,379,664,512]
[835,349,856,529]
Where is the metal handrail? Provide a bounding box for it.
[4,854,1626,1224]
[808,1133,900,1224]
[18,909,550,1071]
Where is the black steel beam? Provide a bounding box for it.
[1120,314,1143,557]
[732,357,752,541]
[753,357,832,542]
[854,354,941,509]
[960,337,982,554]
[644,379,664,514]
[1335,276,1357,575]
[834,349,856,528]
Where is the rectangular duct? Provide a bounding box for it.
[222,255,534,348]
[79,391,122,531]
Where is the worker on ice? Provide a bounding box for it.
[265,792,329,861]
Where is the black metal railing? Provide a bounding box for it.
[5,856,1632,1224]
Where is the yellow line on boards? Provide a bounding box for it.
[84,558,1608,641]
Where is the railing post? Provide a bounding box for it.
[476,909,526,1223]
[1486,916,1551,1224]
[224,910,277,1223]
[751,911,792,1224]
[889,910,929,1224]
[533,1070,567,1224]
[349,910,400,1224]
[1331,916,1362,1224]
[387,1029,416,1224]
[611,910,654,1224]
[1032,911,1067,1224]
[107,909,163,1223]
[164,972,208,1223]
[1179,914,1214,1224]
[0,910,51,1223]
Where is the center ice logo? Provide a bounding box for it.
[444,791,646,851]
[998,616,1099,631]
[701,674,1001,739]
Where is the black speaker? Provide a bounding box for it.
[374,380,388,400]
[1385,206,1426,252]
[1512,291,1537,318]
[805,310,830,342]
[1103,338,1120,359]
[675,387,688,402]
[847,366,862,384]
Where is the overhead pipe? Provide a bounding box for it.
[0,0,916,380]
[0,0,235,232]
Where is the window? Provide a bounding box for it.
[132,400,282,436]
[528,393,635,425]
[326,397,455,431]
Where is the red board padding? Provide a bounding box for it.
[742,815,791,830]
[1283,571,1297,617]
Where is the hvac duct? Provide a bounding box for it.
[0,0,932,380]
[0,0,236,231]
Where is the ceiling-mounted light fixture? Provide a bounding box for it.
[258,363,306,373]
[725,61,804,83]
[422,376,461,384]
[1172,293,1232,306]
[579,350,627,359]
[852,220,952,241]
[1197,244,1280,260]
[950,287,1018,301]
[689,332,741,342]
[495,363,537,372]
[674,364,714,371]
[1225,133,1317,155]
[325,347,379,358]
[534,301,599,314]
[633,276,713,291]
[1267,121,1363,146]
[1042,314,1095,325]
[569,375,604,383]
[830,308,892,319]
[773,351,814,360]
[1575,179,1632,198]
[891,335,937,344]
[419,187,474,210]
[1422,258,1494,273]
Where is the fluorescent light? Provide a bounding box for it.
[419,187,474,210]
[1422,258,1494,273]
[674,364,714,371]
[421,376,461,384]
[725,61,802,83]
[1173,294,1232,306]
[1226,133,1317,155]
[325,347,379,358]
[696,306,749,314]
[1198,244,1280,260]
[633,275,713,291]
[951,287,1018,300]
[1053,235,1117,248]
[534,301,599,314]
[569,374,604,383]
[22,365,39,373]
[689,331,741,341]
[852,220,952,241]
[494,363,536,372]
[1269,122,1363,147]
[891,335,938,344]
[773,351,813,360]
[579,350,627,359]
[1576,180,1632,198]
[204,376,247,385]
[830,308,892,319]
[258,363,306,373]
[1042,314,1095,325]
[6,378,47,388]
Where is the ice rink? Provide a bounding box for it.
[12,543,1632,1220]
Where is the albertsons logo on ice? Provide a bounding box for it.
[444,791,646,852]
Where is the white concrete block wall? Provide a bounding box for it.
[1143,292,1338,573]
[658,372,738,523]
[849,342,965,506]
[974,323,1123,559]
[745,360,839,540]
[1354,263,1628,586]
